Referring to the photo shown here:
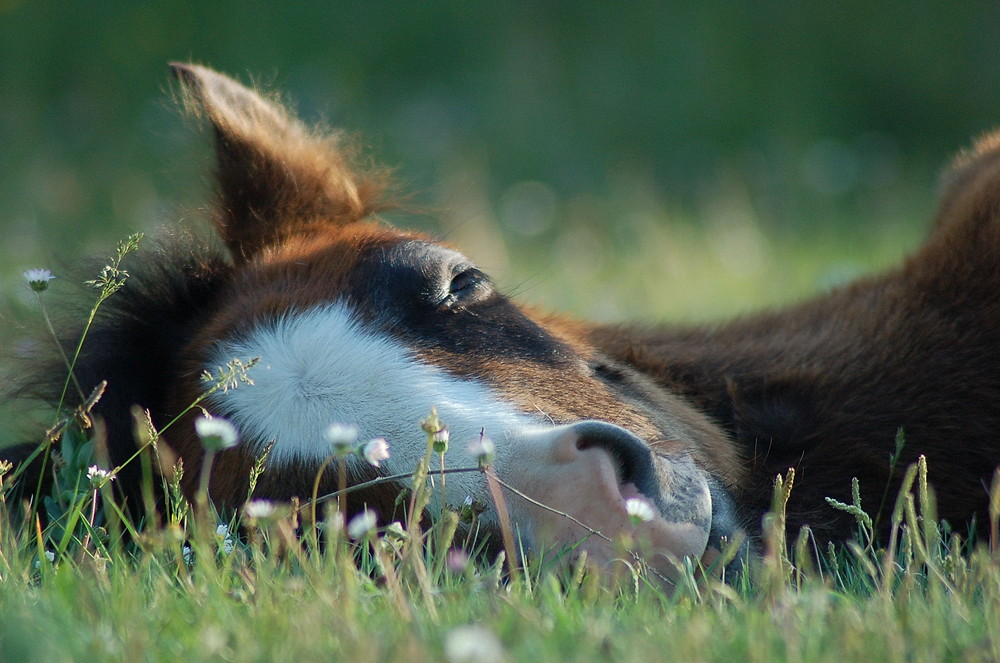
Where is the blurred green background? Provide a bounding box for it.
[2,1,1000,324]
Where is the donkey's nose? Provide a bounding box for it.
[552,421,661,503]
[508,420,712,586]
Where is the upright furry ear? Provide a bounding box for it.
[170,63,390,263]
[933,131,1000,236]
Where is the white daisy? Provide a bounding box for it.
[346,509,377,540]
[468,433,496,468]
[325,423,359,456]
[195,415,238,452]
[23,268,55,292]
[625,497,657,525]
[361,437,390,467]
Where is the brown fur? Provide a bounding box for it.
[11,64,999,552]
[590,159,1000,540]
[172,63,395,263]
[160,65,738,528]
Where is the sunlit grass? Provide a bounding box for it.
[0,421,997,662]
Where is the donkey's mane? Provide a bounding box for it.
[26,235,234,478]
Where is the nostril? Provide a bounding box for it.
[576,433,636,485]
[569,421,661,502]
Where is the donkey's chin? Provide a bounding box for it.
[501,422,713,588]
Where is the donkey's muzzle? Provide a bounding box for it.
[505,420,713,586]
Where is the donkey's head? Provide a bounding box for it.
[167,64,741,580]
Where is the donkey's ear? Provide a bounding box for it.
[933,131,1000,237]
[170,63,389,262]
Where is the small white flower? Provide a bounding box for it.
[24,268,55,292]
[444,625,505,663]
[323,510,345,534]
[86,465,115,488]
[360,437,390,468]
[214,524,235,554]
[325,423,359,456]
[346,509,377,540]
[182,545,193,564]
[625,497,657,525]
[432,426,450,453]
[34,550,56,570]
[468,433,496,468]
[459,495,479,522]
[243,499,276,520]
[195,415,238,452]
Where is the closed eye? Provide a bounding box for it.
[440,267,490,308]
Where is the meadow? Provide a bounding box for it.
[4,3,1000,660]
[1,213,997,663]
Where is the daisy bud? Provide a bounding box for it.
[468,432,496,468]
[384,521,409,542]
[360,437,390,468]
[432,426,449,454]
[346,509,378,540]
[195,415,238,452]
[325,423,359,457]
[86,465,115,489]
[24,268,55,292]
[420,407,442,436]
[625,497,656,526]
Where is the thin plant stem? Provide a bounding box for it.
[56,234,143,417]
[483,466,522,590]
[438,452,446,512]
[195,449,217,528]
[34,293,85,402]
[338,457,348,517]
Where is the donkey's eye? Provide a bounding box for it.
[441,267,490,308]
[450,268,482,295]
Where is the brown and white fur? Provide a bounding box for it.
[9,64,1000,578]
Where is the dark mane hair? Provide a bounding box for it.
[5,233,233,496]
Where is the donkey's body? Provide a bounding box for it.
[9,65,1000,575]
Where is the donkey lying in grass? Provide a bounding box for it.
[9,63,1000,579]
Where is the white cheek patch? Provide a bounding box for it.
[203,302,538,508]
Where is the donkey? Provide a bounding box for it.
[8,64,1000,579]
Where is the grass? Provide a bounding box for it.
[1,207,994,662]
[0,424,998,663]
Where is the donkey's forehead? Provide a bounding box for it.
[233,230,466,311]
[224,232,574,363]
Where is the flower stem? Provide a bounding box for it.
[34,293,86,403]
